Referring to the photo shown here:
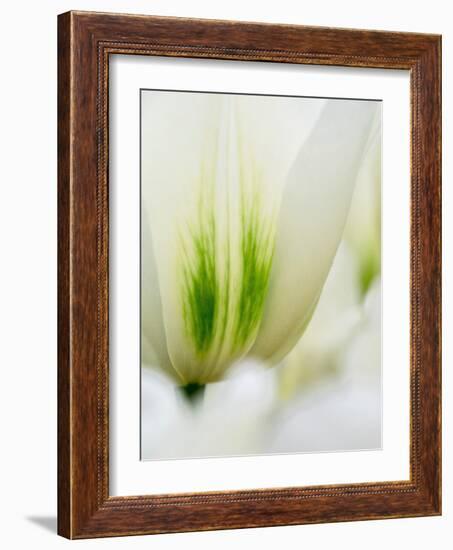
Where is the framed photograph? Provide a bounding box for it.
[58,11,441,539]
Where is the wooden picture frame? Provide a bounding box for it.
[58,10,441,539]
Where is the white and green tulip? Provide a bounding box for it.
[141,91,378,388]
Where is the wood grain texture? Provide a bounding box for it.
[57,11,72,537]
[57,10,442,539]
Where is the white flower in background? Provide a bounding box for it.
[276,111,382,401]
[344,109,381,294]
[341,276,382,385]
[142,92,378,388]
[141,273,382,460]
[278,241,362,400]
[267,279,382,454]
[266,380,381,453]
[141,279,382,459]
[141,360,277,459]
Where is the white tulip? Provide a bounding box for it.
[142,92,378,387]
[344,108,382,293]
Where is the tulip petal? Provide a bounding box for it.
[142,91,222,383]
[251,99,380,363]
[344,110,382,294]
[141,211,175,376]
[341,277,382,383]
[278,241,361,400]
[143,92,282,383]
[233,94,325,189]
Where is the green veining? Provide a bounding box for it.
[180,161,276,364]
[181,182,219,357]
[234,185,275,348]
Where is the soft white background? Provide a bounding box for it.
[0,0,449,548]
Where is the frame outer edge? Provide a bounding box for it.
[438,35,442,515]
[409,37,442,515]
[428,36,441,515]
[57,11,73,539]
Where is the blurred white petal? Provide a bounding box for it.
[141,360,277,459]
[341,277,382,384]
[140,368,185,458]
[269,278,382,454]
[267,380,381,453]
[278,241,361,399]
[344,108,382,293]
[252,100,379,362]
[141,280,382,459]
[234,95,325,185]
[141,213,174,376]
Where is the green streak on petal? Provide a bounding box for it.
[179,164,276,364]
[180,182,219,357]
[234,185,275,349]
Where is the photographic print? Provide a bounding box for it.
[141,90,382,461]
[58,13,441,537]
